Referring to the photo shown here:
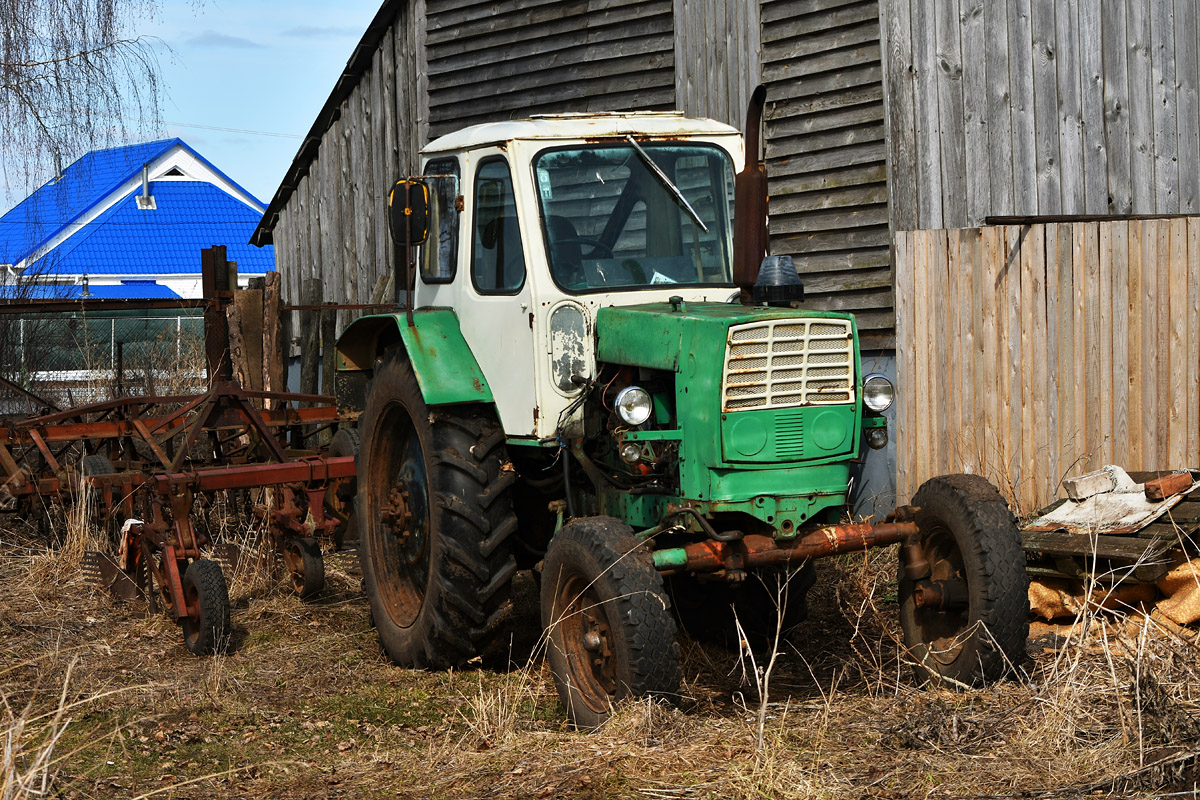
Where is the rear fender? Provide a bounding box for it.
[335,310,493,406]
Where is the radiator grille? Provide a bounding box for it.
[722,319,855,411]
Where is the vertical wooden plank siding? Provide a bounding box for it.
[762,0,893,349]
[674,0,760,128]
[879,0,1200,227]
[897,217,1200,513]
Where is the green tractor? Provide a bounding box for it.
[335,90,1029,726]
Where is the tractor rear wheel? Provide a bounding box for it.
[358,347,517,669]
[541,517,681,728]
[899,474,1029,686]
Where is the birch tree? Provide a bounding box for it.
[0,0,163,199]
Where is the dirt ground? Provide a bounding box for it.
[3,515,1200,799]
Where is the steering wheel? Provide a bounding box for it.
[557,236,613,259]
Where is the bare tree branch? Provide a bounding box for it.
[0,0,164,202]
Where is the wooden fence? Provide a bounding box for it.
[895,218,1200,515]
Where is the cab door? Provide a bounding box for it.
[452,151,540,437]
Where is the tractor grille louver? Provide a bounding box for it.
[722,319,855,411]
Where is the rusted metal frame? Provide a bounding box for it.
[25,430,59,472]
[131,419,172,469]
[662,522,918,573]
[15,394,195,427]
[242,389,336,405]
[0,374,60,413]
[161,545,189,621]
[150,456,355,493]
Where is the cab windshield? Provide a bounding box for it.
[533,143,735,293]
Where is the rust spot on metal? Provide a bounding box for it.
[665,522,918,573]
[473,377,483,392]
[529,312,534,330]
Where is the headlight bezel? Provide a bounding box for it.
[862,373,895,413]
[614,385,653,426]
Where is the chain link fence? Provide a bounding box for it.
[0,311,206,415]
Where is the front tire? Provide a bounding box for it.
[541,517,681,728]
[358,348,517,669]
[900,474,1029,686]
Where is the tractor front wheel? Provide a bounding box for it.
[541,517,681,728]
[899,474,1029,686]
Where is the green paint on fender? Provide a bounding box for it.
[336,310,492,406]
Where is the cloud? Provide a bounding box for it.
[281,25,360,40]
[186,30,265,49]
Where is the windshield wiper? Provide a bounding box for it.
[624,135,708,233]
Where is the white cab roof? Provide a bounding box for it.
[422,112,741,154]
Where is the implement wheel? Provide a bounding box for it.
[358,347,517,669]
[900,474,1029,686]
[181,559,232,655]
[541,517,681,728]
[283,536,324,599]
[327,428,360,547]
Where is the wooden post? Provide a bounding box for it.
[228,277,264,403]
[262,271,286,404]
[321,306,336,399]
[300,278,321,397]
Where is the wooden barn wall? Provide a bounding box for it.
[673,0,760,129]
[895,219,1200,514]
[761,0,893,350]
[423,0,676,140]
[272,1,427,334]
[881,0,1200,231]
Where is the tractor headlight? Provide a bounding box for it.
[614,386,653,426]
[863,374,894,412]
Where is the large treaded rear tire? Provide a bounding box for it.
[358,347,518,669]
[541,517,681,728]
[900,474,1029,686]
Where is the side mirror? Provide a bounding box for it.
[388,179,430,246]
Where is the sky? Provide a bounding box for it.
[143,0,381,206]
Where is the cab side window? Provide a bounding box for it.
[472,158,526,294]
[420,158,459,284]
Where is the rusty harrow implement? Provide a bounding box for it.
[0,249,359,654]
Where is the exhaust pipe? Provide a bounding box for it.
[733,85,768,304]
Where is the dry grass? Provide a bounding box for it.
[2,512,1199,798]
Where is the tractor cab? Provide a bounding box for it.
[402,113,746,441]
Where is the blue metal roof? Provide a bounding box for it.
[0,139,180,265]
[34,181,274,276]
[0,138,275,278]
